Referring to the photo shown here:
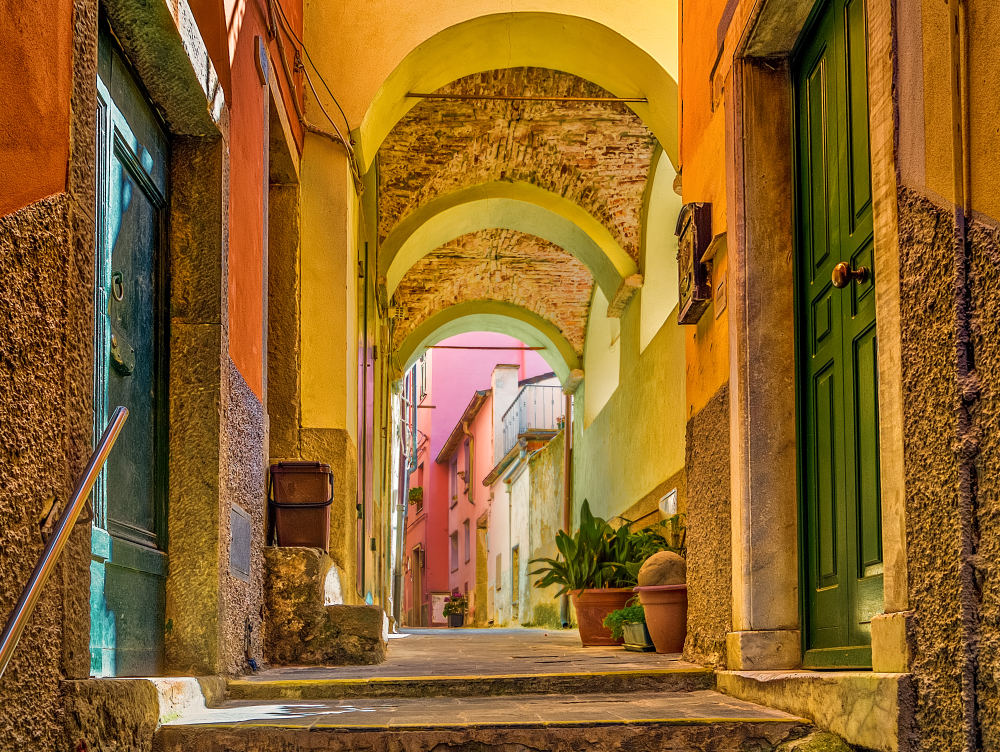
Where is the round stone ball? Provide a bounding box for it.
[637,550,687,586]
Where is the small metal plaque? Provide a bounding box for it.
[229,504,252,583]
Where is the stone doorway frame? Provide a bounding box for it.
[720,0,908,671]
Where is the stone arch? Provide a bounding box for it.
[396,300,581,385]
[381,182,637,301]
[353,12,679,171]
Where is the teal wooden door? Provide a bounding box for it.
[794,0,883,669]
[90,23,169,677]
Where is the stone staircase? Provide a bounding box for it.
[143,629,816,751]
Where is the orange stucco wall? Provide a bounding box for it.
[680,0,731,416]
[0,0,73,216]
[228,0,269,399]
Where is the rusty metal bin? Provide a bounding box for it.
[269,461,334,551]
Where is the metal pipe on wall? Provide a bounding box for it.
[560,393,572,628]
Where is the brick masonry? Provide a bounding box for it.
[379,67,656,353]
[391,228,593,354]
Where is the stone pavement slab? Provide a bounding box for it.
[166,690,807,730]
[230,627,713,700]
[244,627,697,680]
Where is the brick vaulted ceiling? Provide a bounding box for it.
[378,67,658,356]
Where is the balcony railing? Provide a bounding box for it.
[501,384,563,457]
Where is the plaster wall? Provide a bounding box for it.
[0,0,73,216]
[575,302,685,524]
[227,0,268,399]
[507,466,531,626]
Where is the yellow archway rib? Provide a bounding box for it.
[353,12,678,172]
[381,182,637,302]
[397,300,581,386]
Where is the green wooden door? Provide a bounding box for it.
[90,23,169,677]
[794,0,883,669]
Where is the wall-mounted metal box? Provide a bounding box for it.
[675,202,713,324]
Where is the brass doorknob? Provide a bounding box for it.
[832,262,869,289]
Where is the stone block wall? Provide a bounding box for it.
[264,547,386,665]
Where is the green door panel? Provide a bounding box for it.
[795,0,883,669]
[90,21,169,677]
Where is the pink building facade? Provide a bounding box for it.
[402,332,549,627]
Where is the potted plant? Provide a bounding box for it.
[530,501,645,646]
[443,591,467,628]
[603,600,654,652]
[632,515,688,654]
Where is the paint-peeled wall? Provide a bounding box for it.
[526,431,566,629]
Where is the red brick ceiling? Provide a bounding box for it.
[378,67,657,356]
[391,229,593,355]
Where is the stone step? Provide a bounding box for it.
[158,690,811,751]
[227,666,715,701]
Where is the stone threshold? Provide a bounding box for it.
[716,669,913,752]
[227,666,715,700]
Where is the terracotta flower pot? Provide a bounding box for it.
[570,588,634,646]
[633,584,687,653]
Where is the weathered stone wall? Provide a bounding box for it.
[0,195,85,750]
[969,216,1000,748]
[264,548,386,665]
[683,383,732,668]
[896,187,963,752]
[219,359,267,674]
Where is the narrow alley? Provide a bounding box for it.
[2,0,1000,750]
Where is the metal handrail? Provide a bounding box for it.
[0,406,128,679]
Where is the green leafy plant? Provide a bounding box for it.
[529,500,685,596]
[602,601,646,641]
[443,591,467,616]
[408,487,423,502]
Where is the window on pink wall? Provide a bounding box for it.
[464,519,470,563]
[463,440,471,492]
[450,532,459,572]
[450,456,459,507]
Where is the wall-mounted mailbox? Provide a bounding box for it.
[675,202,713,324]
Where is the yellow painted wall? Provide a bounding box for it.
[640,152,682,352]
[582,287,620,427]
[912,0,1000,223]
[575,300,686,523]
[303,1,679,169]
[299,138,360,439]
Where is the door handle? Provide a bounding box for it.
[832,262,869,289]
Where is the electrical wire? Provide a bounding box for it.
[270,0,352,137]
[266,0,363,190]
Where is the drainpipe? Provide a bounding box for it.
[462,421,475,505]
[560,394,572,628]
